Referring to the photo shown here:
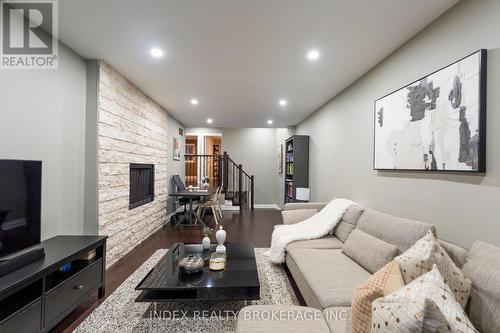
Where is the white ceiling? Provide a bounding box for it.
[58,0,459,128]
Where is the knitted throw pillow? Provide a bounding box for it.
[351,261,405,333]
[372,265,477,333]
[395,230,471,308]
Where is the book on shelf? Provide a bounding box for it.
[283,135,309,203]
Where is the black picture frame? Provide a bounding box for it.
[373,49,487,173]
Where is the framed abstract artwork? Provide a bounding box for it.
[374,49,487,172]
[173,137,181,161]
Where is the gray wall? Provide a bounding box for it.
[0,42,87,240]
[296,0,500,248]
[84,60,99,234]
[166,114,185,215]
[221,128,281,205]
[186,127,286,205]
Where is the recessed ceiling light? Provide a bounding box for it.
[150,47,164,58]
[279,99,287,106]
[307,49,320,61]
[190,98,199,105]
[267,120,274,125]
[207,118,213,124]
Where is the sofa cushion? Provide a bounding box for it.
[395,230,471,308]
[371,265,477,333]
[439,239,468,268]
[286,235,344,251]
[285,252,323,309]
[357,208,435,253]
[342,229,398,273]
[333,205,364,242]
[323,307,352,333]
[462,241,500,333]
[236,305,330,333]
[287,248,371,308]
[281,208,318,225]
[351,261,404,333]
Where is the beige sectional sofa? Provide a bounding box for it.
[236,202,492,333]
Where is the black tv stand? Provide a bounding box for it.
[0,245,45,277]
[0,235,107,333]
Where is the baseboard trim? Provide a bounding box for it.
[221,205,240,211]
[254,204,281,210]
[218,204,282,211]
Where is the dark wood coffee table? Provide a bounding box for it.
[135,242,260,302]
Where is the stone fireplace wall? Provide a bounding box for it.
[98,62,168,266]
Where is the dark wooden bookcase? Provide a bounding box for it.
[284,135,309,204]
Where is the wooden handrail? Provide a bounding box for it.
[223,151,229,192]
[185,154,215,157]
[250,175,254,210]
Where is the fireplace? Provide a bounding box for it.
[129,163,154,209]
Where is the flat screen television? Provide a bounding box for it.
[0,160,42,259]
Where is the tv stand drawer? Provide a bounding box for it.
[0,236,107,333]
[0,299,41,333]
[44,259,102,326]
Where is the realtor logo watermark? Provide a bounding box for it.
[1,0,58,69]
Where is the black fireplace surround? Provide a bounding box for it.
[129,163,154,209]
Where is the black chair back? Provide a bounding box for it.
[173,175,186,191]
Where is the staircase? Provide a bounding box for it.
[219,152,254,210]
[183,152,254,210]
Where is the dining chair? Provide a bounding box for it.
[197,186,223,226]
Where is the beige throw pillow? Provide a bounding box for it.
[371,265,477,333]
[395,230,471,308]
[351,261,404,333]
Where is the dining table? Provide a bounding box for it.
[169,187,215,229]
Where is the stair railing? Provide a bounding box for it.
[184,154,220,187]
[183,152,254,210]
[219,151,254,210]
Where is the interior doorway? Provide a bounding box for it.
[184,135,198,186]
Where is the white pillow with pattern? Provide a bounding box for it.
[371,265,477,333]
[395,230,471,308]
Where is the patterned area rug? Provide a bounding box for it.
[75,248,299,333]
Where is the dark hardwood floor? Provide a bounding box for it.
[52,209,283,333]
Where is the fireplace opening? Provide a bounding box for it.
[129,163,154,209]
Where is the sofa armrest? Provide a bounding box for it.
[283,202,328,211]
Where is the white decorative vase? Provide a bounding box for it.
[202,236,211,250]
[215,226,226,253]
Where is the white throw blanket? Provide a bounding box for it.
[265,198,357,264]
